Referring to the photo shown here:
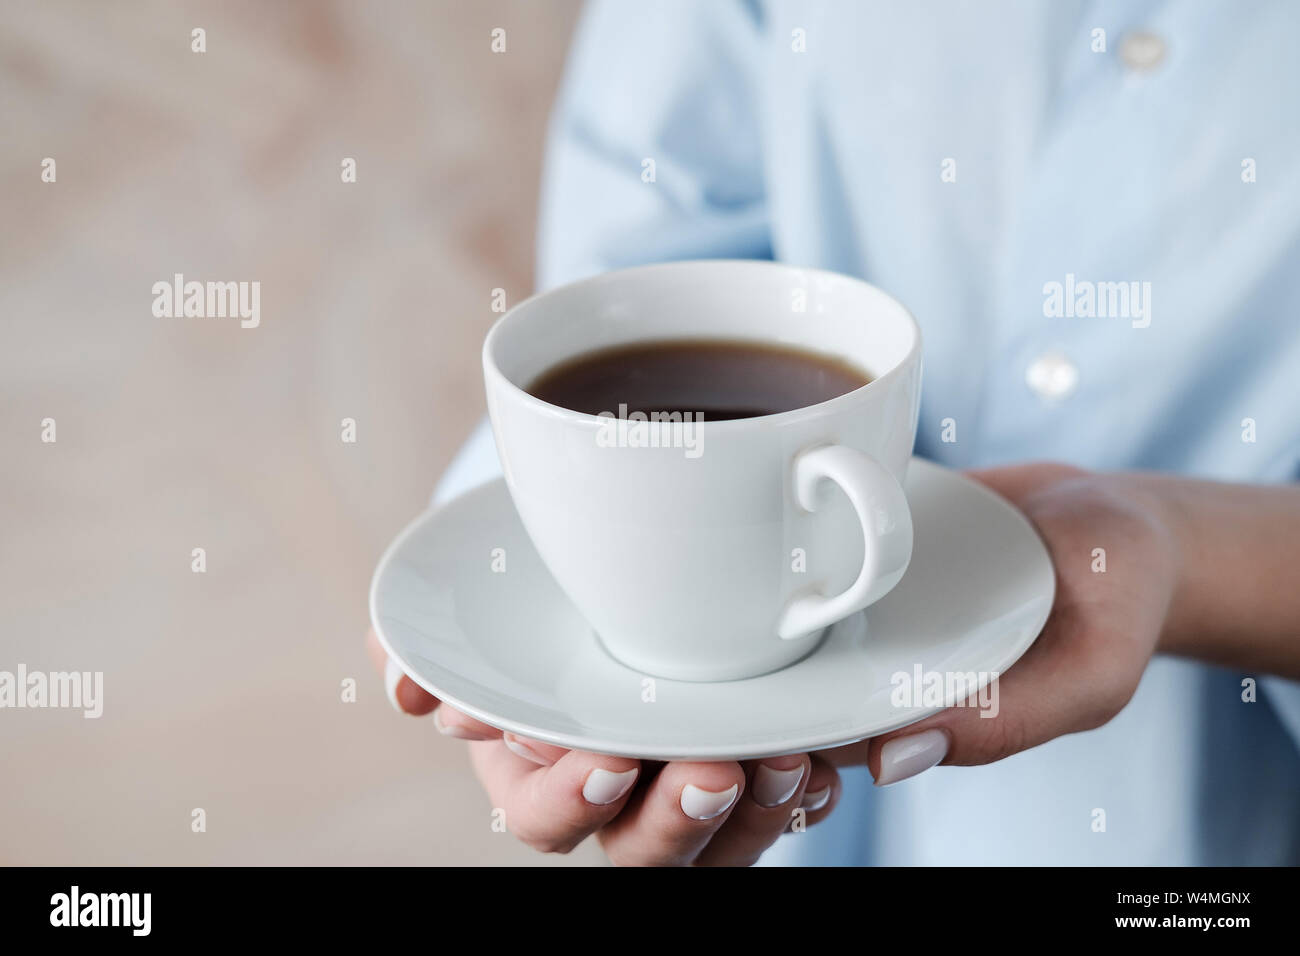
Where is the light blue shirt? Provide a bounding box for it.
[439,0,1300,864]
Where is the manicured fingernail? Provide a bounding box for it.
[680,783,739,820]
[384,659,404,713]
[433,707,494,741]
[503,734,552,766]
[582,768,639,806]
[753,764,805,807]
[874,729,949,786]
[800,786,831,811]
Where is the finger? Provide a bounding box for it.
[381,660,437,716]
[431,706,500,741]
[597,761,745,866]
[693,753,811,866]
[366,628,438,716]
[383,658,439,716]
[366,628,498,734]
[823,602,1141,782]
[789,753,841,830]
[470,741,641,854]
[497,732,576,765]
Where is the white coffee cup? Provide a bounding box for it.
[484,260,922,682]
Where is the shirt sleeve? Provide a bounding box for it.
[535,0,771,289]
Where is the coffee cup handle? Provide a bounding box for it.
[776,445,913,640]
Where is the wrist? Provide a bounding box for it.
[1129,475,1195,658]
[1121,472,1300,676]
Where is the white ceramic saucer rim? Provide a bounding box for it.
[370,462,1054,761]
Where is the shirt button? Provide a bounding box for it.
[1026,352,1079,400]
[1119,31,1166,71]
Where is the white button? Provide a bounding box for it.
[1119,31,1166,71]
[1026,352,1079,400]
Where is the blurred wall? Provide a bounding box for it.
[0,0,601,864]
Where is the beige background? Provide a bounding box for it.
[0,0,604,864]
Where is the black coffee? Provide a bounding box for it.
[527,339,871,421]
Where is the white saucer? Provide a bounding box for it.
[370,459,1054,761]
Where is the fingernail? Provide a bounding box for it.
[503,734,552,766]
[800,785,831,811]
[432,708,494,741]
[874,729,950,786]
[752,764,805,807]
[384,659,405,713]
[582,768,639,806]
[680,783,740,821]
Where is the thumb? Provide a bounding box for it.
[821,616,1132,783]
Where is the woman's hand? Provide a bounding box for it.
[369,461,1300,861]
[365,462,1174,861]
[825,462,1183,779]
[366,628,842,865]
[828,460,1300,778]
